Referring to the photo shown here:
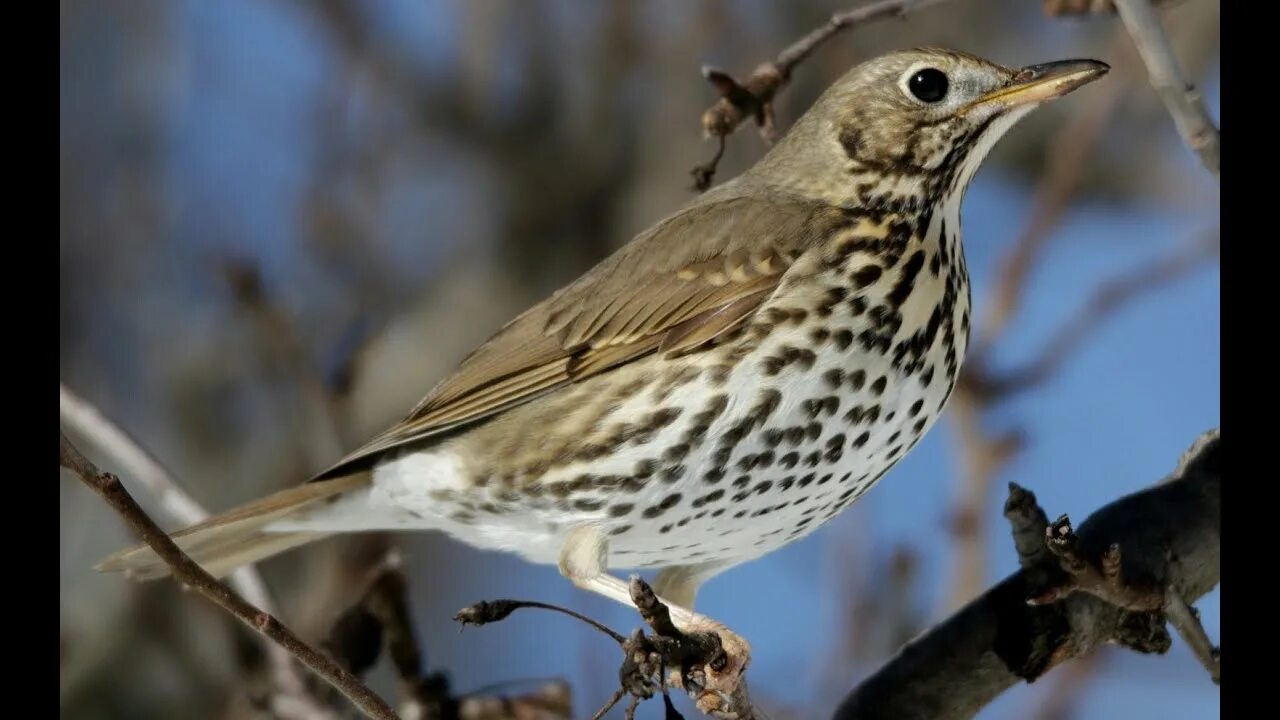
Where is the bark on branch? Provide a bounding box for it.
[58,431,399,720]
[1112,0,1220,177]
[60,384,340,719]
[834,428,1220,719]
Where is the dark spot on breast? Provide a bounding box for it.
[844,405,865,424]
[760,356,785,375]
[825,434,846,462]
[848,369,866,390]
[823,368,845,389]
[852,265,883,289]
[712,447,732,466]
[802,399,824,419]
[852,431,870,448]
[887,250,925,307]
[921,365,935,387]
[693,489,725,508]
[870,376,888,395]
[664,444,690,463]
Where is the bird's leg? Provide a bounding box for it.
[652,561,730,609]
[558,525,701,622]
[558,527,752,718]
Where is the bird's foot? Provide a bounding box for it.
[627,576,754,719]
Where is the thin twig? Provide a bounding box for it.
[693,0,955,188]
[58,383,327,718]
[58,432,398,720]
[456,599,628,644]
[1113,0,1220,176]
[591,687,628,720]
[1164,590,1220,684]
[59,384,208,525]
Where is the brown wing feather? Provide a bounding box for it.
[314,189,843,478]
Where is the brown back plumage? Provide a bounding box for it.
[315,185,846,478]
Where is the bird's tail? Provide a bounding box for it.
[96,473,371,581]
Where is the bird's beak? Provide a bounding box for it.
[964,59,1109,114]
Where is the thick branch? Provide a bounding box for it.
[1113,0,1220,176]
[58,432,398,720]
[834,429,1219,719]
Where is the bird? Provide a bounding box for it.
[99,47,1107,709]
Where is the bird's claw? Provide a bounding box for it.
[666,618,753,719]
[619,629,664,699]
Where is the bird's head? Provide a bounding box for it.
[750,48,1108,204]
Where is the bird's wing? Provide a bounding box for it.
[315,191,844,477]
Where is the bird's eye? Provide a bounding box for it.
[908,68,949,103]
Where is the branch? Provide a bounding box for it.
[1164,590,1220,684]
[834,429,1220,719]
[692,0,954,190]
[60,384,209,525]
[321,552,574,719]
[59,384,332,718]
[1112,0,1220,177]
[58,432,399,720]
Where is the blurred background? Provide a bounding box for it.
[59,1,1220,718]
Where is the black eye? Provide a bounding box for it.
[908,68,949,103]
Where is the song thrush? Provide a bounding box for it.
[100,48,1107,711]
